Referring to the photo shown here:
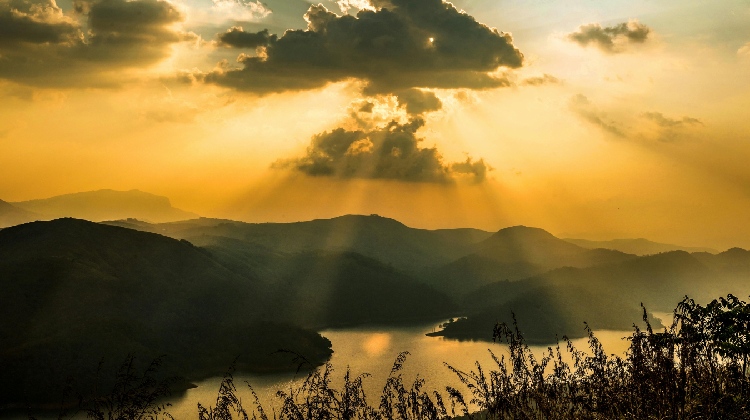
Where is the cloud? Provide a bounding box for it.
[568,94,625,138]
[395,88,442,115]
[276,118,489,183]
[568,97,704,143]
[641,112,702,129]
[211,0,271,22]
[333,0,374,14]
[451,157,490,183]
[214,0,507,184]
[0,0,81,45]
[219,27,277,49]
[521,73,560,86]
[358,101,375,113]
[206,0,523,94]
[567,20,650,53]
[738,42,750,58]
[0,0,191,87]
[641,112,703,142]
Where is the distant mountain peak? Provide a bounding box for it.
[473,225,586,266]
[10,189,197,223]
[493,225,557,237]
[328,213,409,227]
[722,247,749,254]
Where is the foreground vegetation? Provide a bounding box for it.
[29,294,750,420]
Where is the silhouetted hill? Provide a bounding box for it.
[475,226,584,264]
[564,237,717,255]
[429,284,652,343]
[105,214,493,271]
[264,251,455,328]
[178,235,456,327]
[11,189,197,223]
[424,226,636,295]
[693,248,750,273]
[463,251,718,315]
[0,199,40,227]
[423,254,543,296]
[0,219,331,406]
[440,249,750,342]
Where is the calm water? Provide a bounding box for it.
[167,322,633,419]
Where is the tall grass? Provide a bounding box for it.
[198,295,750,419]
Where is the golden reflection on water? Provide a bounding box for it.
[362,333,391,356]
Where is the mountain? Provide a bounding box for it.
[424,226,637,295]
[429,284,653,343]
[437,249,750,342]
[475,226,586,264]
[564,237,717,256]
[693,248,750,273]
[11,189,197,223]
[262,251,455,328]
[0,219,331,406]
[0,199,40,227]
[462,251,716,315]
[175,234,457,328]
[104,214,494,272]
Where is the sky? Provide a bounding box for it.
[1,0,749,249]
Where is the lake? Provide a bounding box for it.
[167,321,634,419]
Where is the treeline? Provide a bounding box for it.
[30,294,750,420]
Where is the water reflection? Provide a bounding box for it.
[167,324,633,418]
[363,333,392,356]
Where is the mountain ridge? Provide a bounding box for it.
[10,189,197,223]
[564,237,717,255]
[0,198,40,227]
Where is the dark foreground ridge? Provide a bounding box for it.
[0,219,332,407]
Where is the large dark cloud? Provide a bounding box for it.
[207,0,523,93]
[276,118,489,183]
[567,20,650,53]
[0,0,192,87]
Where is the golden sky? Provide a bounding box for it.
[1,0,749,249]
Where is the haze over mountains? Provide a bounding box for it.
[565,237,717,256]
[1,189,196,227]
[0,199,39,228]
[2,190,750,408]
